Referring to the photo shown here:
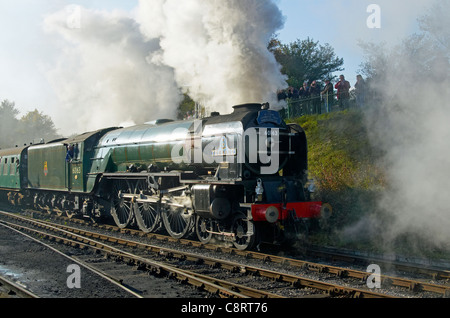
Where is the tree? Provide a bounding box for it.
[418,2,450,52]
[19,109,60,145]
[0,100,20,148]
[0,102,62,149]
[177,94,196,120]
[270,37,344,88]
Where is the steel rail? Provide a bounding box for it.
[0,275,38,298]
[0,212,395,298]
[0,221,144,298]
[9,211,450,297]
[0,216,276,298]
[242,252,450,297]
[305,247,450,280]
[52,209,450,287]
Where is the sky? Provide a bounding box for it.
[276,0,429,81]
[0,0,432,135]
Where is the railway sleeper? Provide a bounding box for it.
[409,282,423,293]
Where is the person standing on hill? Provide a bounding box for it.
[321,79,334,113]
[335,75,351,110]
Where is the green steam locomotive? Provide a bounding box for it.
[0,103,329,250]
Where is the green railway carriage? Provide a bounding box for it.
[0,146,28,190]
[0,146,28,205]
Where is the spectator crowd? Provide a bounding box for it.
[277,75,367,118]
[180,75,368,121]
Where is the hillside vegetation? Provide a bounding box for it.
[289,111,450,259]
[290,110,385,192]
[288,110,389,250]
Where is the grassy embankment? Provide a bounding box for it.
[288,110,389,252]
[289,110,450,260]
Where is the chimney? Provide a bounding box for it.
[232,103,263,113]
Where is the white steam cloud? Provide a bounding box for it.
[43,0,287,135]
[355,1,450,250]
[43,7,183,134]
[136,0,286,113]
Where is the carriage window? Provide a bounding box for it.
[3,158,8,175]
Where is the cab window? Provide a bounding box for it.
[74,144,81,160]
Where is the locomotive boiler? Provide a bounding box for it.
[0,103,330,250]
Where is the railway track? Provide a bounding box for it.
[0,274,38,298]
[2,210,447,298]
[47,211,450,289]
[39,214,450,295]
[0,211,288,298]
[0,210,391,298]
[305,247,450,281]
[0,221,146,298]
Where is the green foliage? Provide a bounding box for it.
[177,94,196,120]
[0,100,20,148]
[0,100,60,149]
[289,110,385,192]
[19,109,60,145]
[270,37,344,87]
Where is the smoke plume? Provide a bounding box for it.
[43,7,181,135]
[43,1,286,135]
[355,1,450,250]
[136,0,286,114]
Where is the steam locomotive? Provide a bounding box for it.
[0,103,330,250]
